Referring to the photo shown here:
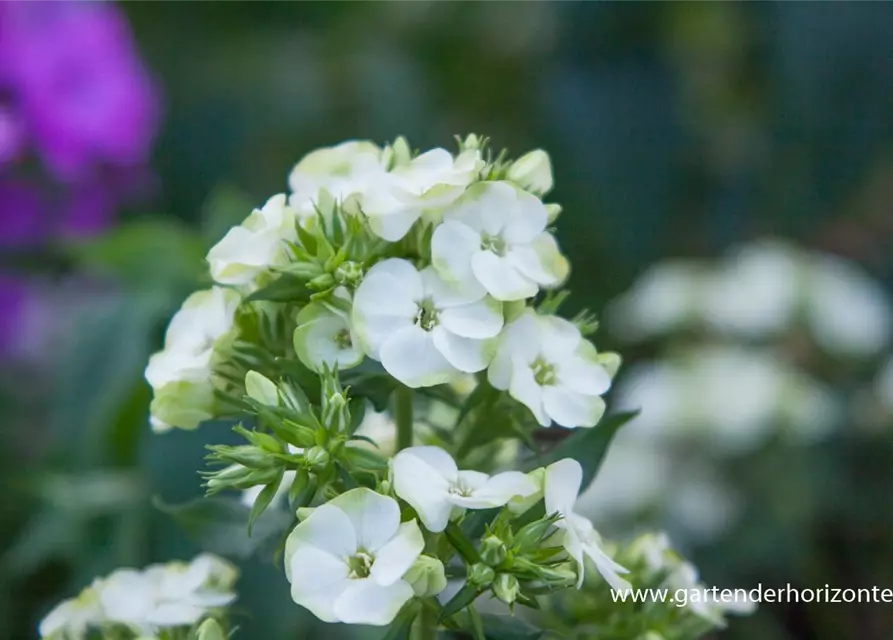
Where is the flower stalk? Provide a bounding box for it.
[395,384,414,451]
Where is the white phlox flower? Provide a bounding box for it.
[98,555,237,633]
[284,488,424,625]
[489,310,615,428]
[507,149,554,196]
[432,181,568,301]
[207,193,297,287]
[145,287,241,430]
[293,294,363,372]
[352,258,503,388]
[39,587,102,639]
[391,446,539,533]
[362,147,484,242]
[288,140,387,217]
[544,458,631,592]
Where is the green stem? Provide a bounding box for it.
[395,384,414,451]
[414,600,438,640]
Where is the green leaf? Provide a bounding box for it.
[538,410,639,492]
[381,603,419,640]
[153,496,292,559]
[479,614,544,640]
[247,472,283,535]
[445,521,481,564]
[245,275,311,303]
[439,582,484,622]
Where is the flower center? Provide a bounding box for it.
[347,550,374,579]
[480,233,507,256]
[414,298,440,332]
[448,479,474,497]
[531,356,557,386]
[334,328,352,349]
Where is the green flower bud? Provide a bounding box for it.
[308,273,335,290]
[334,261,364,287]
[321,392,349,433]
[196,618,225,640]
[217,445,272,469]
[242,467,283,488]
[245,371,279,406]
[513,511,558,551]
[404,555,448,597]
[296,506,316,521]
[205,464,251,492]
[280,261,325,280]
[507,149,553,196]
[480,535,508,567]
[492,573,521,605]
[597,352,622,378]
[304,446,330,471]
[545,203,562,224]
[467,563,495,588]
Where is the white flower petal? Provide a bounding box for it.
[431,328,492,373]
[366,206,421,242]
[370,520,425,586]
[284,504,357,579]
[488,311,541,390]
[392,450,454,532]
[287,546,351,623]
[431,220,481,287]
[542,386,605,428]
[450,471,538,509]
[557,356,612,396]
[397,445,459,480]
[352,259,421,357]
[583,542,632,593]
[471,251,537,301]
[380,325,456,388]
[544,458,582,518]
[420,266,484,308]
[439,297,503,339]
[327,488,400,553]
[334,579,414,626]
[501,190,548,245]
[509,358,549,426]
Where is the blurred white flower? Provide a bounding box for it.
[432,181,568,301]
[207,194,297,287]
[293,297,363,372]
[98,555,236,633]
[391,446,538,532]
[489,310,614,427]
[876,357,893,412]
[702,241,801,337]
[145,287,240,430]
[288,140,386,217]
[39,587,102,639]
[363,147,483,241]
[284,488,423,625]
[544,459,630,591]
[352,258,503,388]
[805,253,892,358]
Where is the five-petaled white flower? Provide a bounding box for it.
[488,310,615,428]
[293,296,363,372]
[544,458,630,591]
[392,446,539,533]
[97,554,237,634]
[288,140,387,217]
[145,287,241,430]
[207,193,297,287]
[284,488,424,626]
[362,147,483,242]
[352,258,503,388]
[432,181,568,301]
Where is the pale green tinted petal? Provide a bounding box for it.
[509,359,549,426]
[366,206,421,242]
[288,545,350,623]
[327,488,400,553]
[507,149,553,196]
[431,220,480,287]
[556,355,612,396]
[334,579,414,626]
[542,386,605,428]
[439,296,503,339]
[392,450,454,532]
[370,520,424,586]
[380,325,456,388]
[245,371,279,406]
[431,328,492,373]
[501,189,548,245]
[471,251,537,302]
[488,311,541,390]
[531,232,570,287]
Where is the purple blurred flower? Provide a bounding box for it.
[0,1,161,180]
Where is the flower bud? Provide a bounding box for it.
[597,352,622,378]
[321,392,349,433]
[507,149,553,196]
[205,464,251,492]
[218,445,272,469]
[304,446,330,471]
[479,535,508,567]
[196,619,225,640]
[404,555,447,597]
[467,563,495,588]
[513,511,557,551]
[308,273,335,291]
[245,371,279,406]
[334,261,364,288]
[492,573,521,605]
[296,506,315,521]
[545,203,562,223]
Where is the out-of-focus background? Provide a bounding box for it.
[2,2,893,639]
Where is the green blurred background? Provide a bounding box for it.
[3,3,893,639]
